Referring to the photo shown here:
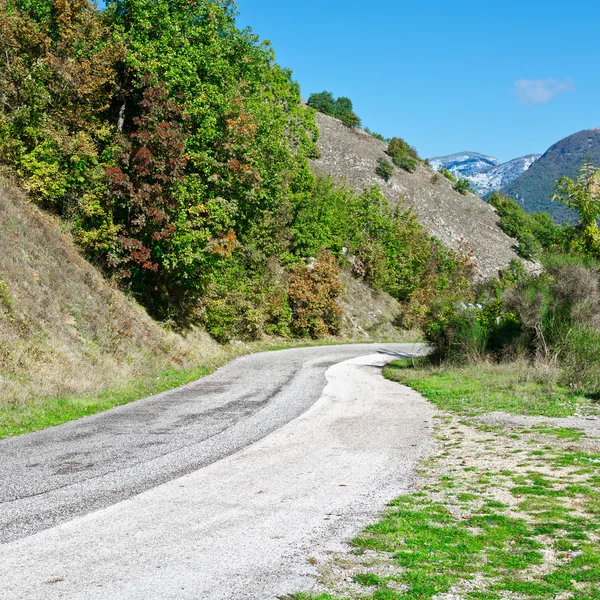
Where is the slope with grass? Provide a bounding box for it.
[0,179,223,423]
[0,179,411,435]
[311,112,523,279]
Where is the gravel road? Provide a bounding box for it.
[0,343,434,599]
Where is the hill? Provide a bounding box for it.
[429,151,540,196]
[0,179,221,410]
[0,178,409,425]
[501,128,600,222]
[311,113,523,279]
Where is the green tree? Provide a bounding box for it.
[553,162,600,257]
[307,91,336,116]
[333,96,361,128]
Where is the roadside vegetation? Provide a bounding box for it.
[0,0,477,428]
[290,165,600,600]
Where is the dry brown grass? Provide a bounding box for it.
[0,179,220,407]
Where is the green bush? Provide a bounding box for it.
[454,178,473,195]
[394,153,418,173]
[424,254,600,393]
[488,192,567,259]
[375,157,394,181]
[440,168,456,182]
[307,91,361,128]
[386,137,421,172]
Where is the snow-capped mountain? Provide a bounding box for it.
[428,151,541,197]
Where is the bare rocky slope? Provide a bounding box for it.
[311,112,522,279]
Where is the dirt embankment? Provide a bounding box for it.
[0,180,218,405]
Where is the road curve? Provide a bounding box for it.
[1,343,424,544]
[0,347,435,600]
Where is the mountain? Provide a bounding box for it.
[429,152,541,197]
[429,152,500,179]
[500,128,600,223]
[311,114,524,279]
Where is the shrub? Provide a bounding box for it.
[386,137,421,172]
[394,154,418,173]
[375,157,394,181]
[307,91,361,128]
[288,250,343,338]
[454,178,473,195]
[488,192,567,259]
[440,168,456,182]
[559,324,600,392]
[202,256,292,342]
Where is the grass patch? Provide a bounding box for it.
[0,336,413,439]
[294,420,600,600]
[382,358,591,417]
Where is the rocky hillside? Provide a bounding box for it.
[501,128,600,223]
[429,151,540,197]
[311,113,523,279]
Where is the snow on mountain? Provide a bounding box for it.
[428,151,541,197]
[429,152,500,179]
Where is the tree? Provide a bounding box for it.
[553,162,600,257]
[307,91,361,127]
[333,96,361,128]
[307,91,336,116]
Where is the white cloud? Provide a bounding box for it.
[513,78,575,105]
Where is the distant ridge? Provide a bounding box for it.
[501,128,600,223]
[429,152,540,197]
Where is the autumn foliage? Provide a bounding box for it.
[0,0,473,339]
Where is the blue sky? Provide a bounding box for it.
[236,1,600,162]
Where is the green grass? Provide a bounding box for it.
[290,358,600,600]
[0,364,213,438]
[0,335,416,439]
[383,358,589,417]
[291,423,600,600]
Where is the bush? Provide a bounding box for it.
[288,250,343,338]
[488,192,567,259]
[375,157,394,181]
[394,153,418,173]
[424,254,600,393]
[440,168,456,182]
[454,178,473,195]
[307,91,361,128]
[386,137,421,172]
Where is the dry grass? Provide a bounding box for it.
[0,179,220,408]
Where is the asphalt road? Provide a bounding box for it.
[0,343,425,544]
[0,345,435,599]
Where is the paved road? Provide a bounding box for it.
[1,343,424,543]
[0,346,435,600]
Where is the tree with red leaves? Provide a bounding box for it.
[107,82,189,313]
